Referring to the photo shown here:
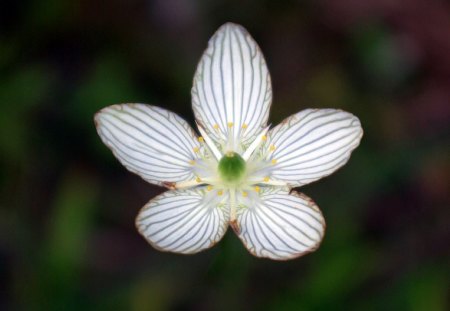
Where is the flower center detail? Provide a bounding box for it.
[218,152,246,185]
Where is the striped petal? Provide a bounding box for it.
[136,188,229,254]
[192,22,272,146]
[95,104,200,188]
[233,187,325,260]
[265,109,363,187]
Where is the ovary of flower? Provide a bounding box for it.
[94,23,363,260]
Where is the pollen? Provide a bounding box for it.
[228,122,234,128]
[189,160,195,165]
[213,124,219,130]
[242,191,248,197]
[242,123,248,129]
[193,147,200,153]
[263,176,270,182]
[254,186,260,192]
[207,185,213,191]
[269,144,276,151]
[198,136,204,143]
[261,135,267,141]
[217,190,223,196]
[196,177,202,183]
[271,159,277,164]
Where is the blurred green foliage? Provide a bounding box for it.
[1,0,449,310]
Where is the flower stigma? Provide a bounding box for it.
[218,152,246,186]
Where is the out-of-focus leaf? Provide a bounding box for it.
[265,244,379,310]
[69,55,142,128]
[351,265,449,311]
[304,65,356,109]
[0,40,16,69]
[407,266,448,311]
[0,65,53,161]
[130,275,177,311]
[351,23,416,91]
[27,0,78,29]
[37,168,99,309]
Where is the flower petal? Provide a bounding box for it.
[265,109,363,187]
[192,22,272,146]
[95,104,201,188]
[136,188,229,254]
[232,187,325,260]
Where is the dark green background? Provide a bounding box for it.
[1,0,449,310]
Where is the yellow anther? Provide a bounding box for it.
[196,177,202,183]
[242,191,248,197]
[207,185,213,191]
[271,159,277,164]
[254,186,260,192]
[217,190,223,196]
[198,136,204,143]
[189,160,195,165]
[242,123,248,129]
[193,147,199,153]
[213,124,219,130]
[261,135,267,141]
[269,145,276,151]
[263,176,270,182]
[228,122,234,128]
[226,151,234,157]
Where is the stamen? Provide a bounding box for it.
[225,122,235,153]
[189,160,195,165]
[193,147,199,153]
[269,145,276,151]
[242,126,270,161]
[263,176,270,182]
[213,124,219,130]
[242,123,248,129]
[207,185,213,191]
[271,159,277,164]
[261,135,267,141]
[198,136,204,143]
[197,123,222,160]
[242,191,248,197]
[175,179,203,189]
[217,190,223,196]
[196,177,202,183]
[254,186,260,192]
[262,179,288,186]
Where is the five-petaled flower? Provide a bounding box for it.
[94,23,363,260]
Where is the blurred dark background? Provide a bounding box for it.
[1,0,449,310]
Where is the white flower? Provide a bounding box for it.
[94,23,363,260]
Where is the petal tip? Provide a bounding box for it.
[211,22,251,43]
[218,22,246,32]
[93,105,118,129]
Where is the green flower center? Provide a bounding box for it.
[218,152,246,185]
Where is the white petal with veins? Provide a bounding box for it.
[136,188,229,254]
[265,109,363,187]
[192,22,272,147]
[233,187,325,260]
[95,104,201,188]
